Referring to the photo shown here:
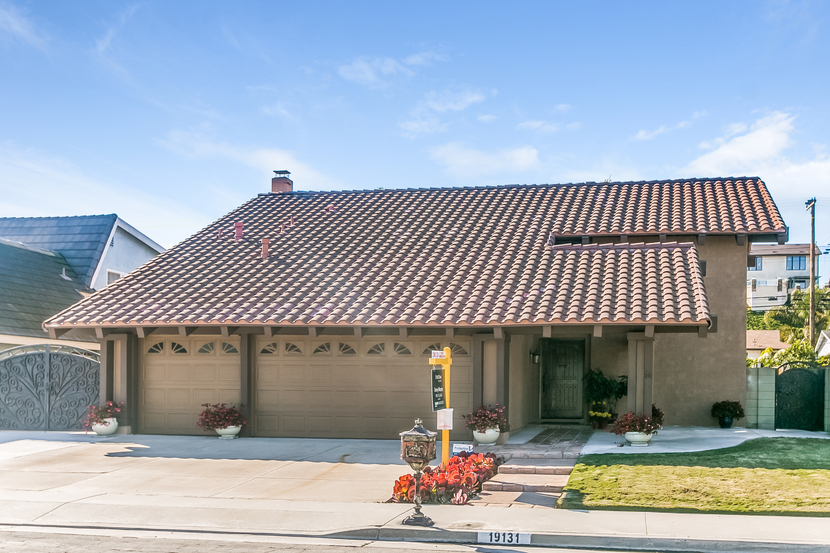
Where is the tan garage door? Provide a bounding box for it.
[140,338,241,435]
[254,337,472,439]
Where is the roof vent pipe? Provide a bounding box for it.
[272,170,293,193]
[234,222,244,241]
[261,238,270,259]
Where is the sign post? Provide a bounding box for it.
[429,346,453,465]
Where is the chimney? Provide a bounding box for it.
[271,170,293,193]
[234,221,244,241]
[261,238,270,259]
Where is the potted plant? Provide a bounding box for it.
[197,403,247,439]
[711,400,745,429]
[84,401,124,436]
[588,401,613,429]
[583,368,628,420]
[614,404,663,446]
[463,404,506,444]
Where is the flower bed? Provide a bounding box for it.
[389,451,499,505]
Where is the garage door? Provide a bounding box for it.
[140,338,241,435]
[254,337,472,439]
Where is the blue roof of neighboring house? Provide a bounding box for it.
[0,238,92,340]
[0,214,117,289]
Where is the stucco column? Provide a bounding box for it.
[239,333,256,437]
[100,334,137,433]
[627,332,654,414]
[496,335,511,442]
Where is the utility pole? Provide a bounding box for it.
[806,198,816,346]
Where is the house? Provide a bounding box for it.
[44,176,787,438]
[0,215,164,351]
[746,329,789,360]
[747,244,821,311]
[817,331,830,358]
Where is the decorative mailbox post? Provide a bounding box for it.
[399,419,437,526]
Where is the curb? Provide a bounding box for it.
[331,527,830,553]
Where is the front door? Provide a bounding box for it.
[540,339,585,419]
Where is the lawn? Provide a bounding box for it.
[559,438,830,515]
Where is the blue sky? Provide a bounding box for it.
[1,1,828,273]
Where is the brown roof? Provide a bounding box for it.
[46,177,776,329]
[746,330,788,351]
[749,243,821,257]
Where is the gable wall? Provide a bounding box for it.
[92,226,161,290]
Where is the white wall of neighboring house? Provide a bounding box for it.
[747,251,819,311]
[90,220,164,290]
[817,331,830,358]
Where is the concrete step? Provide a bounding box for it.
[482,473,570,493]
[498,463,573,475]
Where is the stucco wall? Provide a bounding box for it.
[508,334,539,431]
[92,226,161,290]
[653,236,748,426]
[589,330,630,414]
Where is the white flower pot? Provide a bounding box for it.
[216,426,242,439]
[91,418,118,436]
[473,428,500,445]
[624,431,652,447]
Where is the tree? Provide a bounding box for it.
[763,289,830,343]
[751,339,830,368]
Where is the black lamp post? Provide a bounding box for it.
[399,418,437,527]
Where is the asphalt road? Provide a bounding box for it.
[0,530,649,553]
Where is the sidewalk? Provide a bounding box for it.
[0,431,828,551]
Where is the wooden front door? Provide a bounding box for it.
[540,339,585,419]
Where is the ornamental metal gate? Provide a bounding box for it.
[775,361,825,431]
[0,345,100,431]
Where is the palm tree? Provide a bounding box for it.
[764,288,830,343]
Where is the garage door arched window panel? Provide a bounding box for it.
[313,342,331,355]
[197,342,215,355]
[260,342,279,355]
[338,343,357,355]
[422,343,442,355]
[285,342,303,355]
[393,343,412,355]
[171,342,188,354]
[450,343,468,356]
[367,343,386,355]
[147,342,164,354]
[221,342,239,355]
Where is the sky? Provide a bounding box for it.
[1,1,829,280]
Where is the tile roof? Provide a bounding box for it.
[0,214,117,288]
[41,177,749,329]
[746,330,788,351]
[0,238,92,340]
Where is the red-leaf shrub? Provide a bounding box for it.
[389,451,499,505]
[196,403,246,431]
[84,401,124,429]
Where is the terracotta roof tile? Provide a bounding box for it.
[44,177,774,329]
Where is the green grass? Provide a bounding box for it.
[559,438,830,515]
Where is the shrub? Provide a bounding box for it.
[463,404,506,432]
[84,401,124,428]
[711,400,746,419]
[583,368,628,412]
[389,452,499,505]
[196,403,246,431]
[614,404,664,436]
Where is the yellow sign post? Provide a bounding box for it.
[429,346,452,465]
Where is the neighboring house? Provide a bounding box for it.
[817,331,830,358]
[0,214,164,291]
[746,329,789,360]
[0,215,164,351]
[44,176,787,437]
[747,244,821,311]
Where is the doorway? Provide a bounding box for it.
[540,338,586,419]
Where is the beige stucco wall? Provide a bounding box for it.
[589,330,630,414]
[508,334,539,431]
[653,236,748,426]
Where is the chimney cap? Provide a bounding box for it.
[274,170,291,177]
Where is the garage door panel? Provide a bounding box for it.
[193,388,217,405]
[142,413,165,433]
[333,390,361,408]
[167,388,192,406]
[143,388,165,407]
[257,389,279,405]
[167,365,192,381]
[307,366,333,382]
[257,415,279,432]
[219,389,241,404]
[144,365,164,382]
[257,364,280,382]
[280,366,305,382]
[219,364,239,381]
[193,366,217,381]
[168,413,195,432]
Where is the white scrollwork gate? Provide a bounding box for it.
[0,345,100,430]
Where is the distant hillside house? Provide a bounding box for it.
[747,243,821,311]
[45,176,787,436]
[0,215,164,351]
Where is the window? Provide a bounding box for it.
[450,343,469,356]
[748,257,762,271]
[197,342,215,354]
[313,342,331,355]
[171,342,188,354]
[338,343,357,355]
[106,270,125,285]
[393,343,412,355]
[147,342,164,354]
[786,256,806,271]
[221,342,239,354]
[260,342,279,355]
[285,342,303,355]
[422,343,442,355]
[367,343,386,355]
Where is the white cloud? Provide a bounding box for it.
[337,57,412,88]
[566,122,583,131]
[632,117,695,141]
[478,114,496,123]
[425,87,487,112]
[0,142,205,247]
[430,142,540,179]
[518,120,560,134]
[94,4,140,77]
[403,51,448,66]
[157,129,338,190]
[554,104,573,114]
[0,2,45,49]
[693,110,708,119]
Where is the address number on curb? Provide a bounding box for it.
[477,531,530,545]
